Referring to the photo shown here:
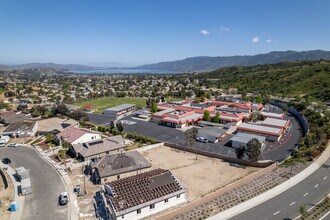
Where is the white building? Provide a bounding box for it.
[230,132,266,150]
[238,123,283,142]
[56,126,101,145]
[0,135,10,147]
[1,121,38,138]
[103,104,136,117]
[102,168,186,220]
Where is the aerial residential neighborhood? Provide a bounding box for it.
[1,1,330,220]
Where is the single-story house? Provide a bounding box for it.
[37,117,79,135]
[102,168,186,220]
[197,126,227,143]
[230,132,266,150]
[2,121,38,138]
[91,150,152,183]
[56,126,101,145]
[70,135,126,161]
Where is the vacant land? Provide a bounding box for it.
[142,146,260,201]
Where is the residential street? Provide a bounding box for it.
[0,146,68,220]
[230,157,330,220]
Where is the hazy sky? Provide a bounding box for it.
[0,0,329,65]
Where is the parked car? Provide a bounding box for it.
[196,137,208,143]
[2,158,11,164]
[7,143,17,147]
[59,192,69,205]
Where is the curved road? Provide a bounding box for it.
[230,157,330,220]
[0,146,68,220]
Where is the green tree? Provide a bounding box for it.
[45,133,55,143]
[256,94,263,103]
[235,145,245,160]
[116,121,124,132]
[151,102,158,113]
[0,102,9,109]
[184,127,198,159]
[246,138,261,162]
[213,112,220,123]
[203,110,211,121]
[110,121,115,129]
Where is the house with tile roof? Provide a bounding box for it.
[56,126,101,145]
[102,168,186,220]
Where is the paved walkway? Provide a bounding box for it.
[208,142,330,219]
[0,161,25,220]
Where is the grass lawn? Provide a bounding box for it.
[75,97,147,113]
[75,96,183,113]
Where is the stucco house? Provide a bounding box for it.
[56,126,101,145]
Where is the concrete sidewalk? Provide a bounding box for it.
[0,162,25,220]
[208,142,330,220]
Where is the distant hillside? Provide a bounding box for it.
[0,62,92,71]
[136,50,330,72]
[194,60,330,102]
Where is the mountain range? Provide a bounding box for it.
[136,50,330,72]
[1,50,330,72]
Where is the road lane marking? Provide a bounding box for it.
[273,211,280,215]
[315,184,318,188]
[324,176,327,180]
[304,192,308,197]
[290,202,296,206]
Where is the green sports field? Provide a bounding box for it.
[75,97,182,113]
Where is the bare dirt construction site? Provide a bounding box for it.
[69,167,101,220]
[142,146,260,201]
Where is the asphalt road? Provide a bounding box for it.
[261,114,302,162]
[0,146,68,220]
[230,157,330,220]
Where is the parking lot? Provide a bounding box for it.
[121,108,302,162]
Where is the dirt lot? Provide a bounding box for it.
[142,146,260,201]
[69,145,260,219]
[69,166,101,220]
[0,169,14,220]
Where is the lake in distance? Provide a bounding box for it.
[65,69,178,74]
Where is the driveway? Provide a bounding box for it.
[0,146,68,220]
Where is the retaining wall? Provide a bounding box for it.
[269,100,309,136]
[0,167,9,189]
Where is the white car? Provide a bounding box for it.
[7,143,17,148]
[196,137,208,143]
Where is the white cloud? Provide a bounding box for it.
[201,30,210,36]
[220,26,230,32]
[266,38,272,43]
[252,37,260,43]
